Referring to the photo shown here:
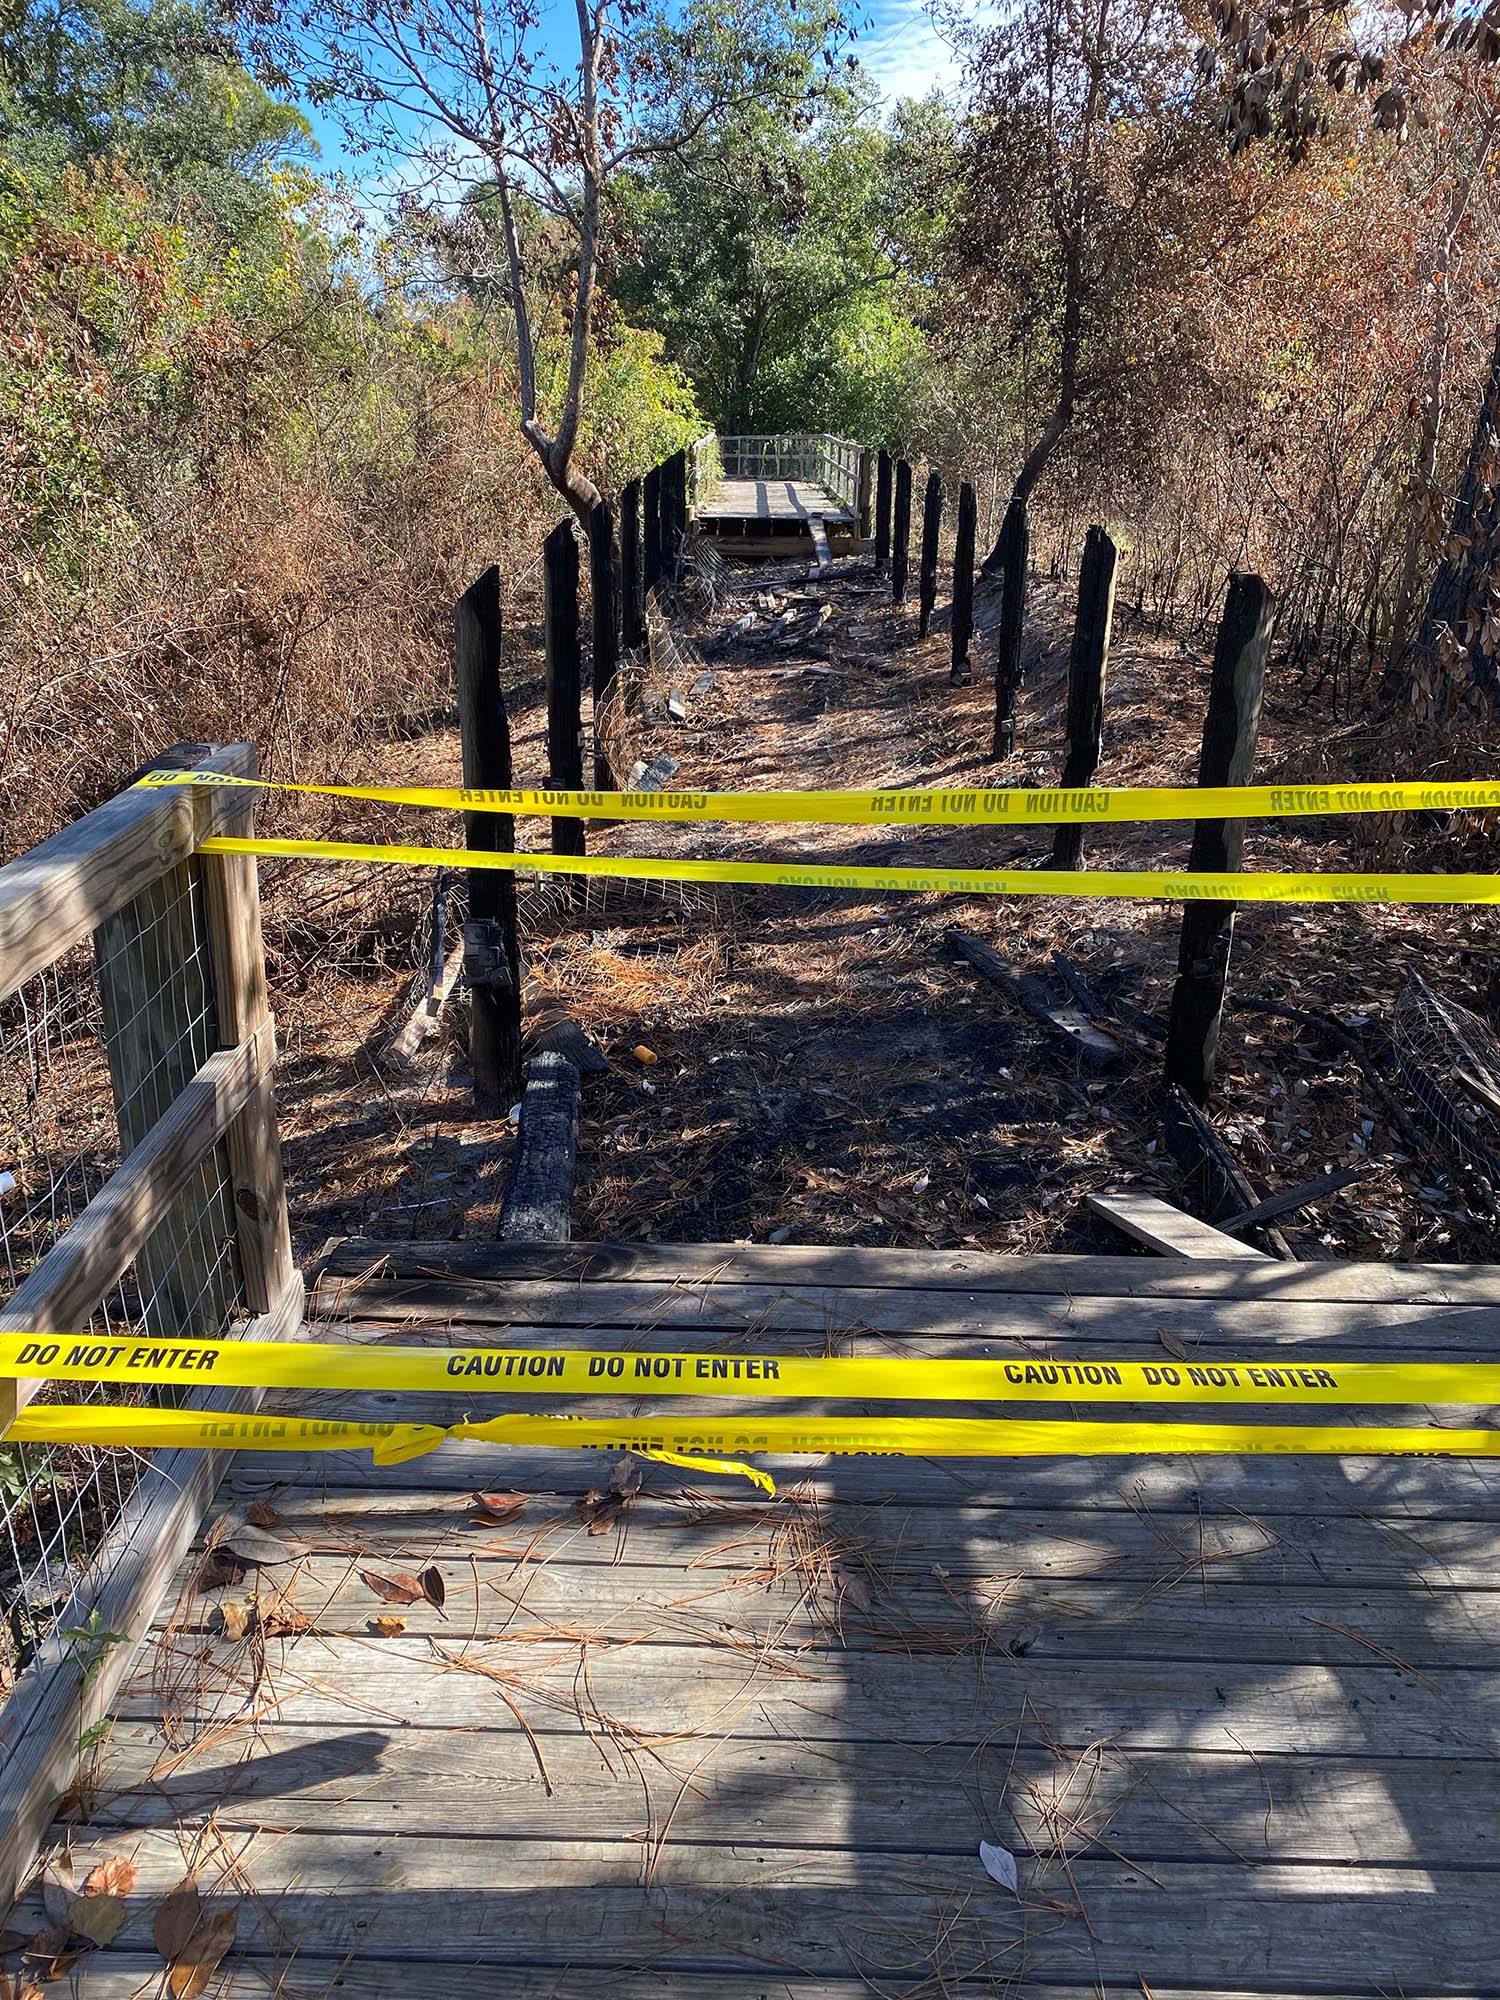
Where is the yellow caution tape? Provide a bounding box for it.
[8,1404,1499,1474]
[199,835,1500,907]
[140,767,1500,828]
[6,1332,1500,1405]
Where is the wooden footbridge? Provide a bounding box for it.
[2,658,1500,1984]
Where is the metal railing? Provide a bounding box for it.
[706,434,864,512]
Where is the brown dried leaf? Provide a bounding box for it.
[371,1615,407,1637]
[608,1456,643,1499]
[81,1857,135,1900]
[21,1925,83,1980]
[0,1928,33,1954]
[153,1881,200,1961]
[256,1597,311,1639]
[358,1569,425,1606]
[470,1492,527,1522]
[220,1524,298,1568]
[167,1907,238,2000]
[245,1501,281,1528]
[418,1566,446,1613]
[214,1601,248,1641]
[66,1894,126,1947]
[1158,1329,1192,1360]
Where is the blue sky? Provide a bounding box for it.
[296,0,967,185]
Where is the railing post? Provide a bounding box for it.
[455,564,523,1114]
[1052,525,1119,870]
[199,762,298,1316]
[589,499,620,791]
[952,481,976,683]
[620,478,644,651]
[875,450,893,577]
[1163,572,1273,1103]
[918,470,943,638]
[544,520,585,866]
[892,459,913,604]
[857,449,874,544]
[643,465,663,597]
[992,496,1029,757]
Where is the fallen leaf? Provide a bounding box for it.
[608,1457,643,1499]
[168,1907,238,1999]
[214,1602,248,1641]
[245,1501,281,1529]
[0,1928,33,1954]
[418,1566,446,1613]
[220,1524,298,1568]
[21,1926,83,1980]
[81,1857,135,1900]
[371,1615,407,1636]
[153,1882,200,1961]
[257,1599,311,1638]
[37,1874,71,1927]
[979,1839,1019,1894]
[66,1894,126,1946]
[470,1493,527,1522]
[1158,1329,1192,1360]
[358,1569,425,1606]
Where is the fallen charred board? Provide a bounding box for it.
[1159,1083,1294,1260]
[1218,1165,1370,1235]
[498,1050,582,1243]
[945,928,1122,1067]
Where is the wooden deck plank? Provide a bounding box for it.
[314,1236,1500,1305]
[306,1277,1500,1352]
[91,1722,1500,1869]
[190,1484,1500,1585]
[170,1547,1500,1665]
[15,1832,1500,1986]
[695,478,854,525]
[113,1632,1500,1756]
[225,1443,1500,1515]
[1086,1191,1269,1259]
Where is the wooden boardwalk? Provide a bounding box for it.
[25,1237,1500,1997]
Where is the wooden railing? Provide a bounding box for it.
[0,744,300,1908]
[708,434,864,511]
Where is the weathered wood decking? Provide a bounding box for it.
[695,477,857,527]
[19,1237,1500,1996]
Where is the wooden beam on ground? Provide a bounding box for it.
[1086,1190,1271,1260]
[498,1051,582,1242]
[806,515,831,577]
[1052,524,1119,870]
[390,936,465,1065]
[1161,1081,1293,1258]
[946,928,1121,1067]
[1219,1166,1370,1234]
[1163,571,1272,1102]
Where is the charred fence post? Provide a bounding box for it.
[1163,572,1273,1103]
[857,447,874,545]
[891,460,913,604]
[874,450,893,577]
[589,499,619,791]
[620,478,643,652]
[663,449,688,579]
[1052,525,1120,869]
[455,564,523,1113]
[992,496,1030,758]
[918,470,943,638]
[544,520,585,868]
[643,464,663,598]
[951,480,976,684]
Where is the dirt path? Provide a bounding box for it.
[267,544,1500,1267]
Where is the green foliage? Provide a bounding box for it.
[58,1607,130,1683]
[613,1,947,441]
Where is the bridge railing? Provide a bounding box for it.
[711,434,863,512]
[0,747,301,1908]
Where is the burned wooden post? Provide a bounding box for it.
[643,464,663,597]
[991,496,1029,757]
[952,479,976,684]
[663,449,688,579]
[455,564,523,1113]
[1163,571,1273,1103]
[874,450,893,576]
[856,447,874,543]
[544,520,585,865]
[1052,524,1119,869]
[620,478,643,652]
[891,460,913,604]
[918,470,943,638]
[589,499,619,791]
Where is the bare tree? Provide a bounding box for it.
[246,0,836,518]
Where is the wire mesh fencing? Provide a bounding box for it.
[0,860,246,1696]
